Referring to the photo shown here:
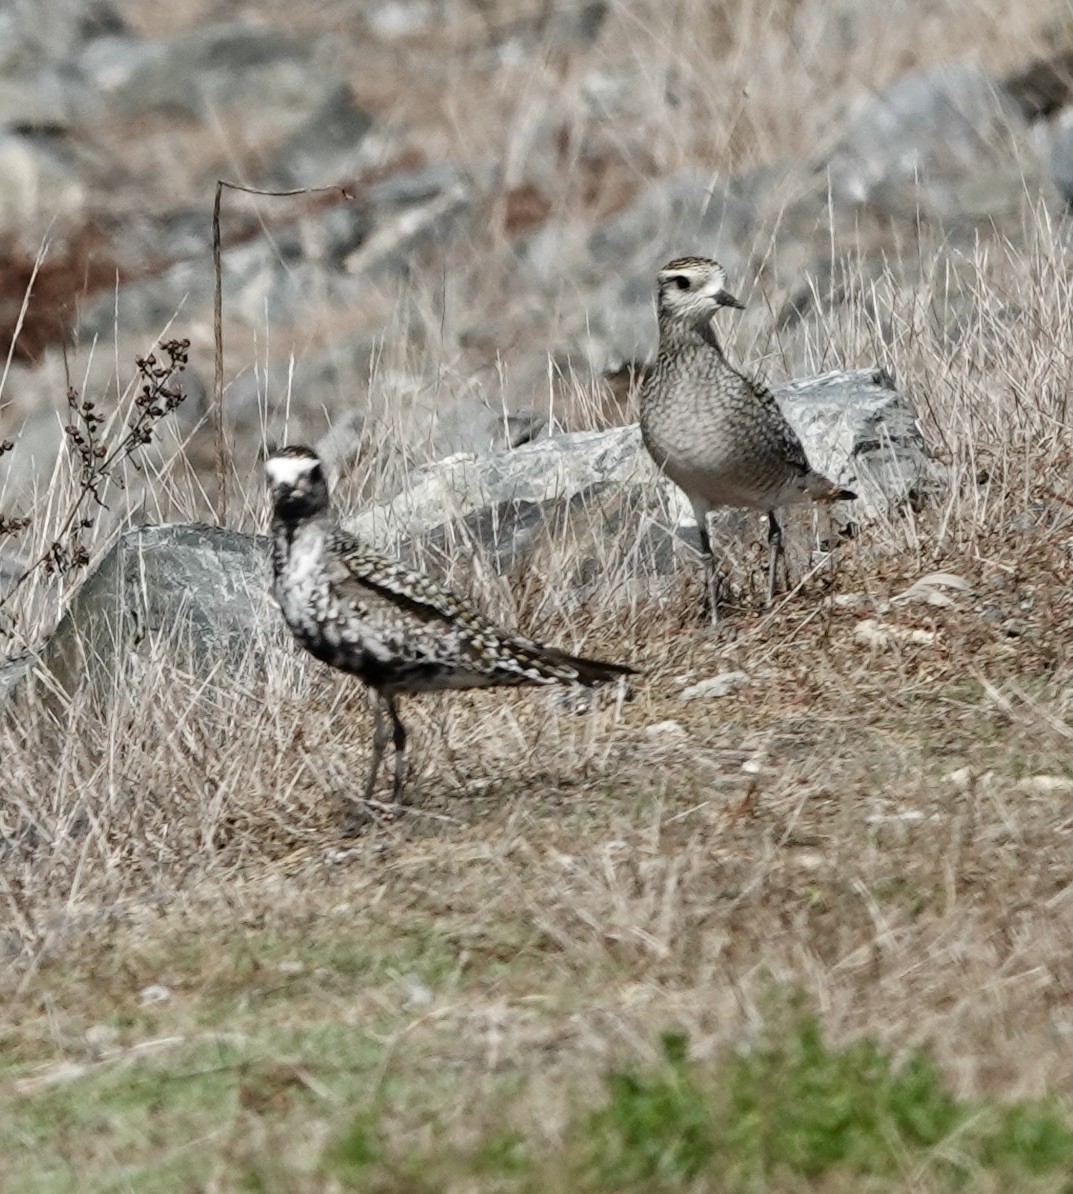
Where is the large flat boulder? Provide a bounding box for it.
[349,366,939,544]
[9,524,277,707]
[347,367,942,608]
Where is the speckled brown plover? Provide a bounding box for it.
[639,255,855,623]
[265,445,635,828]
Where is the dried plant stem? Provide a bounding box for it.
[211,180,351,526]
[0,341,190,629]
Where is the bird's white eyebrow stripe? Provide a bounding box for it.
[265,455,318,486]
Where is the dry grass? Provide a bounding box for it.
[0,1,1070,1189]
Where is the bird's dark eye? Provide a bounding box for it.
[672,275,690,290]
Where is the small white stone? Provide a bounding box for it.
[645,719,686,739]
[944,767,994,791]
[84,1023,119,1051]
[276,960,305,975]
[680,671,750,701]
[892,571,971,606]
[138,984,172,1006]
[853,619,936,648]
[400,977,434,1007]
[365,1,435,40]
[1015,775,1073,797]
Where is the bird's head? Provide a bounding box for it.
[655,256,744,335]
[264,445,331,521]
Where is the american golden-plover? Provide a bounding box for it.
[265,445,635,827]
[639,255,855,624]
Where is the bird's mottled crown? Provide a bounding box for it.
[660,255,724,275]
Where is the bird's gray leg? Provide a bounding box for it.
[692,499,721,626]
[387,696,409,805]
[360,692,391,804]
[343,694,404,834]
[766,511,787,604]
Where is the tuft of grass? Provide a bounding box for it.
[579,1001,1072,1191]
[582,1030,712,1187]
[324,1116,382,1177]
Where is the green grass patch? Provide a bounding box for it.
[576,1001,1071,1191]
[5,925,1069,1193]
[318,996,1072,1193]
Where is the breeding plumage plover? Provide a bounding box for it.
[265,445,635,828]
[639,256,855,623]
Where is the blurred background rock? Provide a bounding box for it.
[0,0,1068,520]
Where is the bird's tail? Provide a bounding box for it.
[807,472,857,503]
[527,643,638,687]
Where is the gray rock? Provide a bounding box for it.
[76,258,209,342]
[0,131,85,235]
[0,72,96,131]
[680,671,750,701]
[363,1,437,40]
[79,22,339,136]
[0,651,31,700]
[343,182,472,279]
[1050,107,1073,205]
[365,162,466,208]
[410,473,686,608]
[588,168,755,275]
[224,334,382,439]
[292,164,468,268]
[22,523,277,706]
[561,166,778,371]
[772,368,942,513]
[0,407,65,513]
[268,82,375,188]
[480,0,608,67]
[425,395,550,459]
[297,200,375,268]
[314,410,368,475]
[826,61,1043,223]
[345,367,938,604]
[221,242,368,328]
[77,227,368,340]
[0,0,124,73]
[347,420,650,552]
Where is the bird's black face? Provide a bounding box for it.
[656,256,745,329]
[264,446,331,521]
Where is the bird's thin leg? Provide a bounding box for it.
[387,696,409,805]
[766,511,786,605]
[360,693,391,804]
[692,501,721,626]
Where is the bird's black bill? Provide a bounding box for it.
[716,288,745,309]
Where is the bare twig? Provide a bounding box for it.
[211,180,352,526]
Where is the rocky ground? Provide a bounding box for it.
[0,0,1069,518]
[0,1,1070,1191]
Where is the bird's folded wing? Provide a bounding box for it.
[328,536,535,642]
[750,379,812,474]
